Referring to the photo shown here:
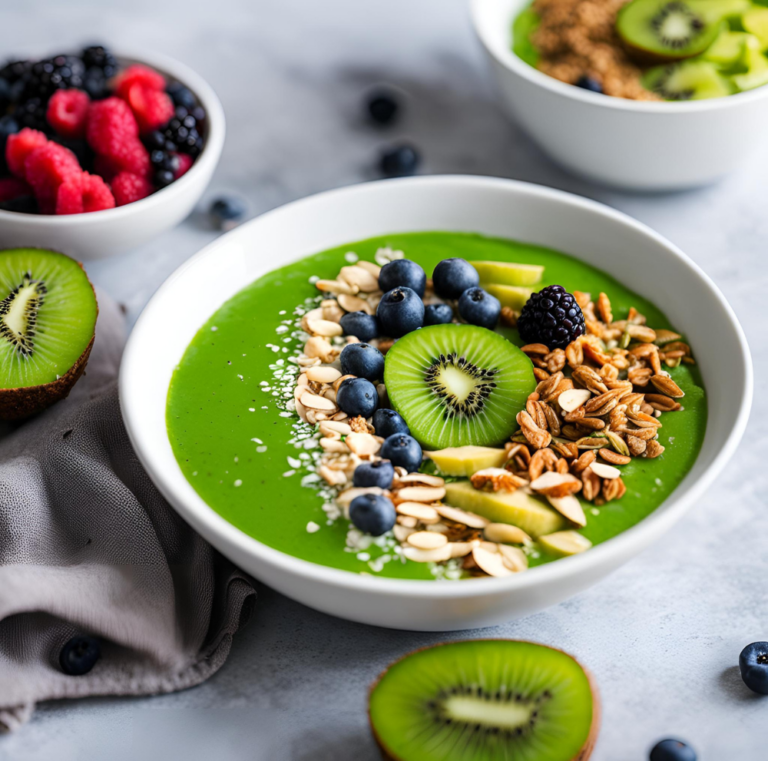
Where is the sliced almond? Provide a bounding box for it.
[393,525,416,542]
[396,486,446,503]
[299,391,337,411]
[395,473,445,487]
[316,278,357,295]
[318,420,352,437]
[306,318,343,337]
[590,462,621,480]
[448,542,474,558]
[304,336,334,360]
[406,531,449,550]
[402,545,452,563]
[319,437,349,454]
[547,495,587,527]
[345,432,381,456]
[337,293,373,315]
[471,546,514,578]
[483,523,531,545]
[336,486,387,509]
[530,471,581,492]
[435,505,490,529]
[558,388,592,413]
[539,530,592,556]
[357,260,382,278]
[339,265,379,292]
[499,545,528,572]
[396,515,418,528]
[306,365,342,383]
[396,502,440,523]
[317,465,346,486]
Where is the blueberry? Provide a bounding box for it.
[340,311,379,342]
[339,342,385,382]
[649,739,696,761]
[373,408,409,438]
[377,286,424,338]
[349,493,396,536]
[379,259,426,298]
[59,635,101,676]
[740,642,768,694]
[353,459,395,489]
[380,433,422,473]
[379,144,420,178]
[423,303,454,326]
[154,169,175,189]
[209,195,247,231]
[432,258,480,300]
[576,75,603,94]
[367,89,399,126]
[458,287,501,330]
[336,377,378,418]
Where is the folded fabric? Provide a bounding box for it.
[0,292,256,732]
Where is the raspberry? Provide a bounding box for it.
[5,127,47,178]
[126,83,174,133]
[24,142,81,213]
[93,153,120,181]
[0,177,31,202]
[47,89,90,139]
[174,152,193,179]
[111,171,152,206]
[113,64,165,99]
[82,172,115,212]
[86,97,138,156]
[111,139,151,178]
[55,174,84,215]
[517,285,586,350]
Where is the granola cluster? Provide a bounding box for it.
[530,0,661,100]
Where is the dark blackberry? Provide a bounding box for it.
[82,45,118,78]
[153,169,175,189]
[166,81,197,110]
[163,106,204,156]
[13,97,50,133]
[517,285,585,350]
[150,149,179,174]
[0,59,30,102]
[0,114,19,172]
[24,55,85,100]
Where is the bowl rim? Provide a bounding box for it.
[469,0,768,114]
[0,47,225,223]
[120,174,752,600]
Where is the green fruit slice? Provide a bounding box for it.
[743,7,768,48]
[471,261,544,287]
[732,37,768,89]
[384,324,535,450]
[369,640,600,761]
[444,480,566,537]
[642,60,733,99]
[483,283,534,311]
[424,445,508,477]
[0,248,97,419]
[703,30,756,68]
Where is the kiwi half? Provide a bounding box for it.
[0,248,97,420]
[384,325,535,450]
[642,59,733,98]
[369,640,600,761]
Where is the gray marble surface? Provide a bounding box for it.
[1,0,766,758]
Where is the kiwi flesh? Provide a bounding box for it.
[732,36,768,89]
[0,248,97,420]
[470,261,544,287]
[642,59,733,98]
[424,445,508,477]
[384,324,535,450]
[369,639,600,761]
[444,480,566,537]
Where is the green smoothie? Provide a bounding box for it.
[166,232,706,580]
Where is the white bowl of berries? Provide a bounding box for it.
[0,46,225,259]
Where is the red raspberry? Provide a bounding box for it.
[6,128,48,179]
[55,174,85,215]
[111,139,151,178]
[174,153,193,179]
[47,89,91,139]
[93,153,120,181]
[111,171,153,206]
[113,64,165,99]
[126,83,174,133]
[86,97,139,156]
[81,172,115,212]
[24,142,81,214]
[0,177,32,203]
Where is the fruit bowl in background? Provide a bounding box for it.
[470,0,768,190]
[0,50,224,260]
[120,175,751,631]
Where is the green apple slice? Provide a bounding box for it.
[484,284,534,311]
[424,446,508,477]
[471,261,544,287]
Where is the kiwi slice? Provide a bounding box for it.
[732,37,768,89]
[483,283,534,311]
[425,445,508,477]
[369,640,600,761]
[617,0,723,63]
[743,8,768,48]
[384,325,535,450]
[703,29,755,68]
[642,59,733,98]
[0,248,97,420]
[470,261,544,287]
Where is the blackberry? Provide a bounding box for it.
[0,60,30,104]
[517,285,585,350]
[153,169,175,189]
[24,55,85,100]
[150,149,179,174]
[166,81,197,110]
[13,97,49,133]
[163,106,204,156]
[82,45,118,100]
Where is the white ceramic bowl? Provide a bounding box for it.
[120,176,751,631]
[471,0,768,190]
[0,50,225,260]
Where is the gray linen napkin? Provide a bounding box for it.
[0,291,256,732]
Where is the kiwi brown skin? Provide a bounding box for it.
[368,639,602,761]
[0,254,98,421]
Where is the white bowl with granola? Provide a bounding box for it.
[471,0,768,190]
[121,175,751,630]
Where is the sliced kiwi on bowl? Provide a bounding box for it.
[384,324,535,450]
[0,248,97,420]
[470,261,544,287]
[369,640,600,761]
[642,59,734,98]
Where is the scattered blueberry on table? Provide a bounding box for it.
[349,493,397,536]
[379,143,420,178]
[209,195,247,231]
[366,88,400,126]
[739,642,768,695]
[380,433,422,473]
[649,739,696,761]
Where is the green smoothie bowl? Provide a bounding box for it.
[120,176,751,631]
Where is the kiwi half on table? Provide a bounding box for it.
[384,324,535,451]
[369,640,600,761]
[0,248,97,420]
